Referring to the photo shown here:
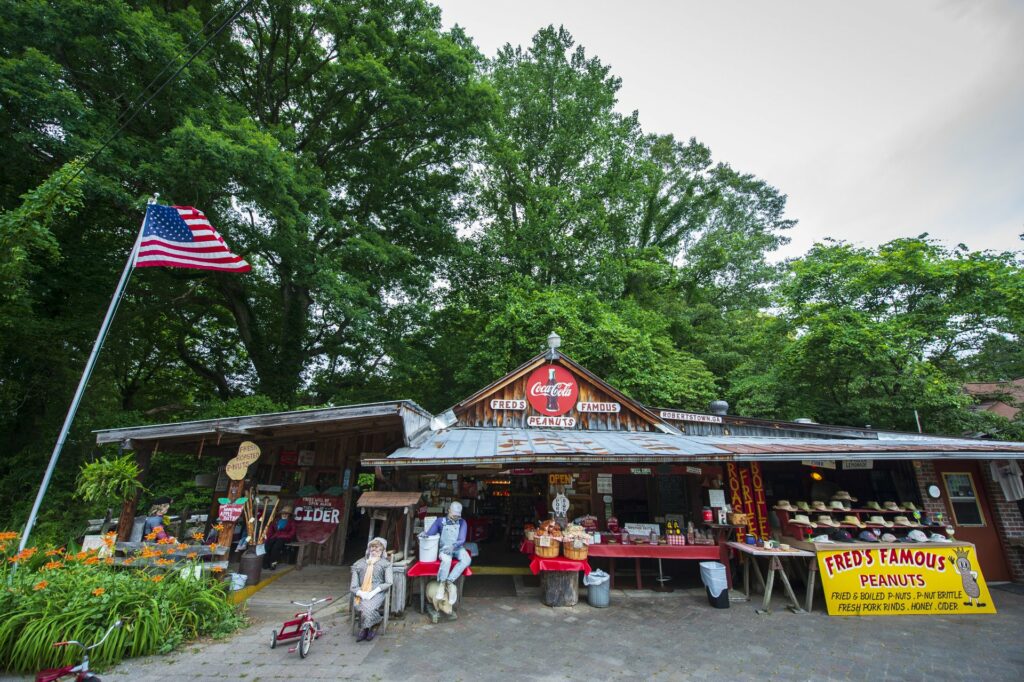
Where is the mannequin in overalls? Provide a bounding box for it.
[422,501,470,588]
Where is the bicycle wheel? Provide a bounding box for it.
[298,623,313,658]
[270,628,278,649]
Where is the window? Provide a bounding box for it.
[941,472,986,527]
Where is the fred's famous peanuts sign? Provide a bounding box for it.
[817,545,995,616]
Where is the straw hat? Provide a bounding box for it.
[796,501,812,512]
[280,505,294,515]
[789,514,817,528]
[816,515,840,528]
[842,515,866,528]
[865,501,883,511]
[774,500,798,512]
[883,501,901,511]
[811,501,829,511]
[832,491,858,502]
[893,516,919,527]
[829,500,849,511]
[902,502,919,512]
[866,515,894,528]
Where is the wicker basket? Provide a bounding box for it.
[525,529,536,542]
[562,541,589,561]
[728,512,749,526]
[534,537,561,558]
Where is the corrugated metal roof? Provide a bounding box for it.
[356,491,423,508]
[365,428,1024,466]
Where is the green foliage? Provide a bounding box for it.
[0,535,242,673]
[76,455,144,505]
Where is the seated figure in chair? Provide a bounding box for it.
[421,501,471,590]
[349,536,392,642]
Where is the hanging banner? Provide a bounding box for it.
[726,463,745,541]
[818,545,996,616]
[749,462,771,540]
[294,495,344,544]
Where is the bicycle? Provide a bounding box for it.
[35,620,122,682]
[270,596,332,658]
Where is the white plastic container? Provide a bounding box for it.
[418,534,439,563]
[228,572,248,591]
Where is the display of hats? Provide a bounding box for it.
[812,501,829,511]
[865,501,883,511]
[796,501,812,511]
[832,491,858,502]
[883,501,901,511]
[809,534,834,543]
[902,502,919,512]
[858,530,880,542]
[866,515,894,528]
[773,500,798,511]
[827,500,847,511]
[893,515,919,527]
[880,532,898,543]
[816,515,840,528]
[907,529,929,543]
[842,515,866,528]
[930,533,952,543]
[789,513,818,528]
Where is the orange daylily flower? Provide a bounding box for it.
[210,566,224,574]
[0,531,19,541]
[102,532,116,549]
[144,531,158,541]
[177,543,189,551]
[191,532,204,541]
[45,547,64,557]
[84,556,100,565]
[208,543,218,552]
[92,588,106,597]
[8,548,37,563]
[155,558,174,566]
[151,574,165,583]
[212,523,224,532]
[33,580,48,591]
[157,537,175,545]
[104,558,114,565]
[186,552,198,559]
[123,558,135,566]
[0,544,6,552]
[42,561,64,571]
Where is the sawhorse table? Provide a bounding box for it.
[726,541,816,615]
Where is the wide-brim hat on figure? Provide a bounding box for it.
[789,514,817,528]
[280,505,294,515]
[774,500,798,512]
[866,515,894,528]
[816,515,840,528]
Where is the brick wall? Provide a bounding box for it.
[913,459,1024,582]
[978,460,1024,582]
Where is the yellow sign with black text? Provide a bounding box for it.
[817,545,996,616]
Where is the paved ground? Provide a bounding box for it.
[6,567,1024,681]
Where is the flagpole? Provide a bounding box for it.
[15,195,158,556]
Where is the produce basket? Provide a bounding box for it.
[728,512,749,526]
[534,536,561,558]
[563,540,589,560]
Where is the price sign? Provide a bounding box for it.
[552,493,570,516]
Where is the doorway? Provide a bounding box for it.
[930,460,1011,582]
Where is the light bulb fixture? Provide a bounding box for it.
[547,331,561,350]
[810,471,824,481]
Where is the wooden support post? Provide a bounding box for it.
[116,447,153,541]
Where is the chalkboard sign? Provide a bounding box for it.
[657,475,687,514]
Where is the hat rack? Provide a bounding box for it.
[773,497,952,542]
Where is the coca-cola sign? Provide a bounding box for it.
[526,365,578,416]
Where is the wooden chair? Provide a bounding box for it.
[349,589,391,636]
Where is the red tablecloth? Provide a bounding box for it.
[529,555,591,575]
[406,560,474,578]
[519,539,534,555]
[587,543,721,559]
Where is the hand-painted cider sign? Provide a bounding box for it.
[294,495,344,544]
[526,366,578,416]
[817,545,996,615]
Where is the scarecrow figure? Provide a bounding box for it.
[262,505,296,570]
[421,501,471,586]
[143,497,174,541]
[349,537,392,642]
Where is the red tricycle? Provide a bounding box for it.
[35,620,122,682]
[270,596,332,658]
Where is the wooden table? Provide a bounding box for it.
[726,541,815,615]
[588,542,729,590]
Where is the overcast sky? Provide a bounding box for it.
[435,0,1024,259]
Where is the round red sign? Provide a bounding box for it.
[526,365,578,416]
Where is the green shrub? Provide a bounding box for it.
[0,532,244,673]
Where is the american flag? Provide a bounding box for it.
[134,204,251,273]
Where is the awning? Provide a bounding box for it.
[363,427,1024,467]
[356,491,423,508]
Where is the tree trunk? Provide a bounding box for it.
[116,448,153,541]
